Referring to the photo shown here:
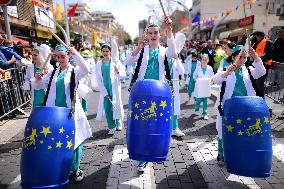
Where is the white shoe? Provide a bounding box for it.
[204,115,209,120]
[108,128,116,135]
[137,162,148,173]
[74,169,84,182]
[116,122,123,131]
[172,128,185,137]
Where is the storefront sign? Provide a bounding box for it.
[239,15,254,27]
[34,6,55,29]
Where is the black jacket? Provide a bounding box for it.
[273,37,284,62]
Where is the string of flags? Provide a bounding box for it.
[191,0,256,26]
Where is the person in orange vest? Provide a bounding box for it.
[251,31,274,98]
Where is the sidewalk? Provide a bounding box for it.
[0,83,283,189]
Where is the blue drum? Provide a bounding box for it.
[21,106,75,188]
[222,96,272,178]
[127,80,172,162]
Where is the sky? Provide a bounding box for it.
[55,0,192,39]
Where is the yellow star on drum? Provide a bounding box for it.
[264,117,269,124]
[236,119,242,124]
[135,102,139,108]
[238,130,244,136]
[143,101,146,104]
[160,113,163,116]
[48,145,52,150]
[59,127,65,134]
[160,100,167,110]
[134,114,139,120]
[56,141,63,148]
[40,126,52,137]
[66,140,73,149]
[227,125,234,132]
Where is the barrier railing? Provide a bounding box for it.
[0,67,30,119]
[264,61,284,106]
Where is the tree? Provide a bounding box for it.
[123,32,132,45]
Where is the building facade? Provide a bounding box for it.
[0,0,55,45]
[191,0,284,41]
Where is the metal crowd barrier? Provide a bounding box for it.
[0,67,30,119]
[264,61,284,106]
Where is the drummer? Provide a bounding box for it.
[193,54,214,120]
[35,44,92,182]
[212,45,266,165]
[124,16,177,172]
[95,43,124,135]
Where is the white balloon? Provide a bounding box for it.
[175,33,186,54]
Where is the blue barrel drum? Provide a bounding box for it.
[127,80,172,162]
[21,106,75,188]
[222,96,272,178]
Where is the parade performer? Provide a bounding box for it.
[23,45,52,108]
[169,57,185,137]
[215,41,235,164]
[193,54,214,120]
[169,33,186,137]
[95,41,124,135]
[185,50,200,102]
[35,44,92,182]
[124,16,177,172]
[212,45,266,165]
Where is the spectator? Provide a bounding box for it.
[251,31,274,98]
[201,40,215,69]
[213,43,227,72]
[273,29,284,63]
[0,36,17,70]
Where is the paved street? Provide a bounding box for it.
[0,82,284,189]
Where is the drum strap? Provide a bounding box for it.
[128,48,144,92]
[68,68,76,118]
[43,69,56,106]
[128,48,173,93]
[218,68,226,116]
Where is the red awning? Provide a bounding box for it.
[12,36,29,46]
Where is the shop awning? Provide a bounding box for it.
[12,36,29,46]
[219,28,247,40]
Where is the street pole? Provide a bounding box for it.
[64,0,70,45]
[2,6,12,40]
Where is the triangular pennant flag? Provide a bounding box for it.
[68,3,78,17]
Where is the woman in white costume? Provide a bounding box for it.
[35,44,92,182]
[95,41,124,135]
[212,45,266,165]
[193,54,214,120]
[23,44,52,108]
